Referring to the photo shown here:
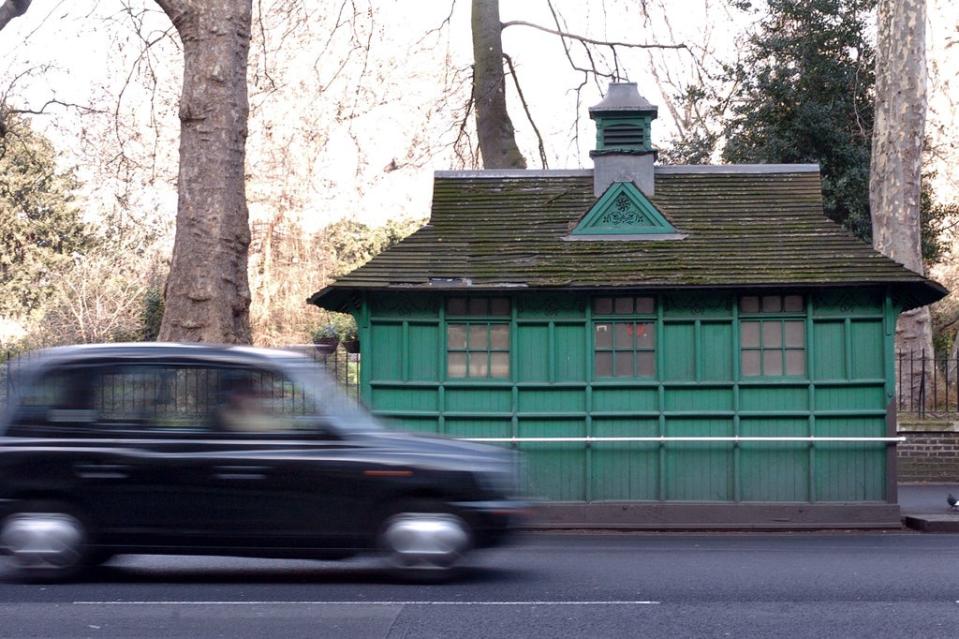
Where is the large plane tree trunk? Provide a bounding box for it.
[156,0,253,343]
[870,0,930,410]
[471,0,526,169]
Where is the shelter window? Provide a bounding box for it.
[593,296,656,378]
[739,295,805,377]
[446,297,511,379]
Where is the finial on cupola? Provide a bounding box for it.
[589,82,658,197]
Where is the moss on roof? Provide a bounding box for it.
[310,169,945,311]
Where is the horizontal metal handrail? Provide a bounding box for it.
[461,436,904,444]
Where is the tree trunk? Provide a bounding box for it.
[0,0,31,32]
[870,0,930,410]
[471,0,526,169]
[156,0,253,343]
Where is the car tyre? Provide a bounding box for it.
[378,500,472,582]
[0,501,90,583]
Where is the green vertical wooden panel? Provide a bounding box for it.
[701,322,733,380]
[814,417,886,501]
[664,419,734,500]
[739,387,808,411]
[664,388,733,412]
[518,389,586,413]
[445,388,511,413]
[386,417,440,434]
[444,418,512,441]
[407,324,439,381]
[516,324,549,382]
[591,388,658,412]
[663,323,695,380]
[369,322,403,381]
[590,419,659,500]
[813,321,845,379]
[370,388,437,412]
[815,386,885,411]
[518,419,586,501]
[850,320,884,379]
[553,324,586,382]
[738,418,809,501]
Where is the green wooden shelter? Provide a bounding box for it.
[310,83,946,528]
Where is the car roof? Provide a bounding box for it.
[22,343,313,371]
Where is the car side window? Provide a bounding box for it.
[7,368,96,436]
[214,367,333,437]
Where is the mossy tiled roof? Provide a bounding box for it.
[311,166,945,311]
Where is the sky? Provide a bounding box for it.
[0,0,956,233]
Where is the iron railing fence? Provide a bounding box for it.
[897,351,959,419]
[0,345,360,413]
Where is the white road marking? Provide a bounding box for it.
[74,600,661,606]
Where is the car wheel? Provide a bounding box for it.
[378,500,472,581]
[0,502,90,583]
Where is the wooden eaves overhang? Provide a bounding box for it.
[309,165,947,312]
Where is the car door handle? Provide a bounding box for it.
[214,465,270,480]
[74,463,130,480]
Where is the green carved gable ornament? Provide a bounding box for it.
[569,181,683,239]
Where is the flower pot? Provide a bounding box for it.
[314,337,339,354]
[342,338,360,354]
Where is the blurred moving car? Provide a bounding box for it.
[0,344,527,582]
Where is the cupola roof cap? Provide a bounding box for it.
[589,82,657,116]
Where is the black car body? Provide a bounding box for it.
[0,344,527,581]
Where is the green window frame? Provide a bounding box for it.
[592,296,656,378]
[445,297,511,379]
[739,294,806,377]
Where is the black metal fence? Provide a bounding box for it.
[1,345,361,411]
[897,351,959,418]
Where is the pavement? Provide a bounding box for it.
[898,482,959,531]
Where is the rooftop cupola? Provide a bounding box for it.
[589,82,658,197]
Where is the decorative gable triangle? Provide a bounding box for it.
[571,181,678,237]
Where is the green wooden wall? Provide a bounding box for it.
[356,288,896,504]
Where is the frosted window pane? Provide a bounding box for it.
[447,298,466,315]
[762,322,782,348]
[490,325,510,349]
[595,352,612,377]
[637,352,655,377]
[447,353,467,377]
[614,297,633,314]
[784,295,804,312]
[469,324,488,350]
[741,351,760,376]
[490,353,510,378]
[635,297,655,313]
[763,350,782,376]
[786,350,805,376]
[468,298,488,315]
[594,297,613,314]
[762,295,782,313]
[614,323,632,349]
[594,324,612,349]
[741,322,760,348]
[447,325,467,350]
[469,356,488,377]
[614,353,633,377]
[740,296,760,313]
[636,323,655,348]
[784,321,804,347]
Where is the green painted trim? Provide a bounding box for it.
[807,295,816,503]
[359,296,372,406]
[594,114,654,152]
[657,297,666,501]
[571,182,677,236]
[732,299,741,502]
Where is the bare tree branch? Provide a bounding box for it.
[500,19,686,50]
[503,53,548,168]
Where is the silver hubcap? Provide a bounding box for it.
[382,512,470,570]
[1,513,84,572]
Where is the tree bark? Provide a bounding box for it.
[156,0,253,343]
[471,0,526,169]
[0,0,31,32]
[870,0,930,408]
